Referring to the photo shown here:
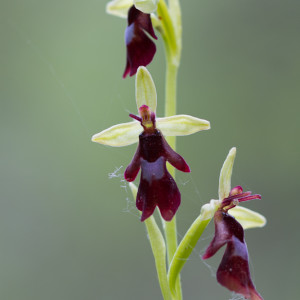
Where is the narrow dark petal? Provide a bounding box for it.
[162,135,190,173]
[222,191,261,208]
[123,6,157,78]
[237,194,262,203]
[222,191,252,206]
[129,113,142,122]
[124,144,141,182]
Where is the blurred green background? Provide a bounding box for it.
[1,0,299,299]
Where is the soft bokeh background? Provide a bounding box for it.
[1,0,299,299]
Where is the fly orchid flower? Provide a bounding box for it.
[106,1,159,77]
[124,104,190,221]
[123,5,157,78]
[200,148,266,299]
[92,67,210,221]
[203,187,263,300]
[167,148,266,297]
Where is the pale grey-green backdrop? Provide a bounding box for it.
[1,0,299,299]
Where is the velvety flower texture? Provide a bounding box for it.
[203,186,263,300]
[124,105,190,221]
[123,5,157,78]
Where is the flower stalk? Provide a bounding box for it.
[99,1,266,299]
[156,1,183,299]
[168,214,211,297]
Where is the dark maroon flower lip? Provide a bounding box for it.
[202,186,263,299]
[123,6,157,78]
[124,105,190,221]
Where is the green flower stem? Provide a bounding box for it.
[168,0,182,55]
[165,61,178,127]
[168,215,211,296]
[164,59,179,266]
[163,215,181,300]
[129,183,172,300]
[157,1,183,299]
[157,2,182,299]
[144,216,173,300]
[163,66,182,299]
[157,0,178,62]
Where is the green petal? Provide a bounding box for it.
[133,0,158,13]
[230,206,267,229]
[91,121,142,147]
[136,67,157,113]
[156,115,210,136]
[106,0,133,18]
[218,147,236,201]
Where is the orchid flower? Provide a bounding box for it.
[106,1,160,77]
[123,5,157,78]
[200,148,266,299]
[202,186,263,300]
[168,147,266,298]
[124,104,191,221]
[92,67,210,221]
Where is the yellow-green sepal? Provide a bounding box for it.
[218,147,236,201]
[91,121,141,147]
[133,0,158,13]
[230,206,267,230]
[106,0,132,18]
[156,115,210,136]
[135,67,157,113]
